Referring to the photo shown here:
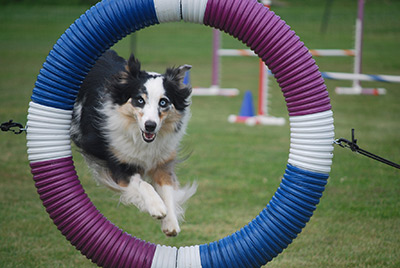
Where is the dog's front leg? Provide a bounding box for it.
[150,167,181,237]
[120,174,167,220]
[154,183,180,237]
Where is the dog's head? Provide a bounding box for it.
[109,54,192,143]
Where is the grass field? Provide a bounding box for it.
[1,0,399,267]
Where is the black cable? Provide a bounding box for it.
[335,129,400,170]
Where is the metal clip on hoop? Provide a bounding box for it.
[1,120,26,135]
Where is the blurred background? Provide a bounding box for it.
[1,0,399,267]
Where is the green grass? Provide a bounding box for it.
[1,1,400,267]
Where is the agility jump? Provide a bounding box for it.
[27,0,334,267]
[203,0,400,98]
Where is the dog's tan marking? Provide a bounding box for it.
[159,110,167,122]
[119,70,129,84]
[159,108,183,136]
[117,99,137,128]
[117,180,129,187]
[148,152,177,186]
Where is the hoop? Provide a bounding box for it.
[27,0,334,267]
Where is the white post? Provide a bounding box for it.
[211,29,220,88]
[258,59,269,116]
[335,0,386,95]
[192,29,239,96]
[352,0,364,92]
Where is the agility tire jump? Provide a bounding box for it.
[26,0,334,267]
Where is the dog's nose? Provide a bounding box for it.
[145,121,157,132]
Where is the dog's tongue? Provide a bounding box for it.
[142,131,156,143]
[145,132,155,140]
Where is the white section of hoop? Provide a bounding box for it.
[27,101,72,162]
[288,158,332,174]
[291,131,335,139]
[151,244,202,268]
[29,101,72,116]
[288,110,334,174]
[177,245,202,268]
[289,117,334,128]
[28,145,71,154]
[26,127,70,135]
[289,110,333,122]
[153,0,181,23]
[27,114,71,125]
[291,124,334,133]
[290,148,333,159]
[28,150,72,162]
[27,120,70,130]
[153,0,208,24]
[290,143,334,153]
[151,245,178,268]
[182,0,208,24]
[289,153,332,166]
[290,138,333,145]
[27,140,71,147]
[27,134,71,141]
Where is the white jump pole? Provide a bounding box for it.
[353,0,364,90]
[192,29,240,96]
[211,28,220,89]
[258,0,272,121]
[258,59,267,117]
[335,0,386,95]
[322,72,400,83]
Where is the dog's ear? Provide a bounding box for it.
[164,64,192,88]
[127,54,142,77]
[177,65,192,86]
[164,65,192,111]
[177,64,192,83]
[109,54,143,105]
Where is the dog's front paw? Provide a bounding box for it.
[137,181,167,219]
[161,217,180,237]
[148,202,167,220]
[146,194,168,220]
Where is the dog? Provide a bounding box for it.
[70,50,197,237]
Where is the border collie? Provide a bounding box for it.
[71,50,197,237]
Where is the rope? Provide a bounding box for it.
[335,129,400,169]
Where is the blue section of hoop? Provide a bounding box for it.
[31,0,159,110]
[199,164,329,267]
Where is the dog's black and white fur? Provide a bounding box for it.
[71,50,196,236]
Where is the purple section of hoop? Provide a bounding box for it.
[30,157,156,267]
[204,0,331,116]
[286,90,329,109]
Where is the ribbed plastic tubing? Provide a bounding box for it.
[26,0,334,267]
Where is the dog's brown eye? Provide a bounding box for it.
[159,98,170,108]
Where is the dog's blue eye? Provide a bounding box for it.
[159,98,170,108]
[132,96,145,107]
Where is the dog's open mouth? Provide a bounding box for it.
[142,131,156,143]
